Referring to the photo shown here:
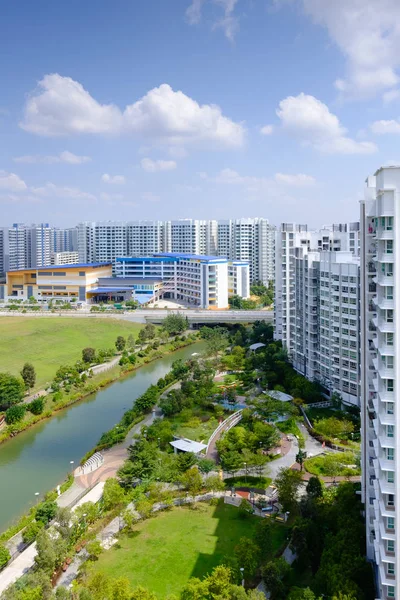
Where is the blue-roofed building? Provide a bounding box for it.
[115,252,250,309]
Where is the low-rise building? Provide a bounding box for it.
[0,263,112,302]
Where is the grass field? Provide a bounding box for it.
[92,502,279,598]
[0,317,142,389]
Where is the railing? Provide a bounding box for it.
[206,410,243,454]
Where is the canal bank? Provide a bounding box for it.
[0,342,205,533]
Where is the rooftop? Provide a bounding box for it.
[170,438,207,453]
[8,262,111,273]
[156,252,227,262]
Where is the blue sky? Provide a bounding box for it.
[1,0,400,227]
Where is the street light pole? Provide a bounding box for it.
[240,567,245,587]
[243,462,247,484]
[70,460,75,475]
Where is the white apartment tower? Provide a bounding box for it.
[78,222,127,265]
[361,166,399,600]
[126,221,165,256]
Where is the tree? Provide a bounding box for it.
[135,499,153,519]
[254,518,273,557]
[74,501,98,525]
[130,587,158,600]
[306,476,323,500]
[35,500,58,525]
[198,458,216,476]
[115,336,126,352]
[296,449,307,471]
[180,466,203,497]
[103,478,126,510]
[127,334,136,350]
[20,363,36,390]
[262,558,290,600]
[162,313,188,335]
[0,544,10,568]
[274,468,303,513]
[234,537,260,582]
[22,520,44,544]
[205,475,225,495]
[82,347,96,363]
[86,539,103,560]
[5,404,26,424]
[144,323,156,340]
[288,588,319,600]
[238,498,253,519]
[28,397,44,415]
[138,329,148,346]
[201,327,229,358]
[34,530,57,574]
[0,373,25,408]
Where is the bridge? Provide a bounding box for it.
[124,309,273,326]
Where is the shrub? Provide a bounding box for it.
[28,397,44,415]
[35,500,58,525]
[0,544,10,568]
[5,404,26,424]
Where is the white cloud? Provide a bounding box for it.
[100,192,124,201]
[299,0,400,98]
[205,167,316,189]
[20,75,245,149]
[276,93,377,154]
[274,173,316,186]
[31,182,96,201]
[186,0,205,24]
[186,0,239,40]
[140,158,177,172]
[142,192,161,203]
[370,119,400,134]
[168,146,188,159]
[0,171,28,192]
[14,151,91,164]
[383,89,400,104]
[260,125,274,136]
[0,193,43,204]
[101,174,126,185]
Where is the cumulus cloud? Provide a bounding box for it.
[14,151,91,164]
[260,125,274,136]
[299,0,400,99]
[370,119,400,134]
[0,171,28,192]
[101,174,126,185]
[20,75,245,149]
[274,173,316,186]
[31,182,96,201]
[140,158,177,172]
[276,93,377,154]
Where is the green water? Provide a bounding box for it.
[0,343,205,532]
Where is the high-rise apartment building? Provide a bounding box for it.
[291,248,360,406]
[361,166,398,600]
[29,223,53,268]
[52,227,78,254]
[77,222,128,265]
[126,221,165,256]
[0,223,57,274]
[231,218,275,284]
[274,222,360,353]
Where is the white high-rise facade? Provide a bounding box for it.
[275,222,360,353]
[76,218,274,282]
[0,223,56,274]
[361,166,399,600]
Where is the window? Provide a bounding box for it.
[388,586,395,598]
[387,379,394,392]
[387,471,395,484]
[386,448,395,461]
[385,286,394,300]
[30,273,36,278]
[53,272,66,276]
[387,333,394,346]
[383,356,394,369]
[387,402,394,415]
[387,516,395,530]
[388,494,395,507]
[386,240,394,254]
[387,425,395,438]
[386,310,394,323]
[38,271,51,276]
[387,540,395,554]
[79,271,85,276]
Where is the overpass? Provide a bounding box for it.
[125,309,274,326]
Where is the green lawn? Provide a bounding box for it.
[92,502,267,598]
[304,451,361,477]
[0,317,142,389]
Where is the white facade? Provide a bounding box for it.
[51,251,79,265]
[274,222,360,354]
[361,167,399,600]
[115,253,249,309]
[77,221,127,266]
[0,223,57,274]
[291,249,360,406]
[126,221,165,256]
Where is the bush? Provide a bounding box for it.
[0,544,10,569]
[35,500,58,525]
[22,520,44,544]
[28,397,44,415]
[5,404,26,424]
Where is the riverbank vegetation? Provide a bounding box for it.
[0,317,143,390]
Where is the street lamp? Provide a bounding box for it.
[157,437,161,448]
[240,567,245,587]
[70,460,75,474]
[243,462,247,484]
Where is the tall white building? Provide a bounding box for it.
[361,166,399,600]
[291,248,360,406]
[0,223,56,274]
[52,227,78,253]
[126,221,165,256]
[274,222,360,353]
[77,222,127,265]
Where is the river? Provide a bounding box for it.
[0,342,205,532]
